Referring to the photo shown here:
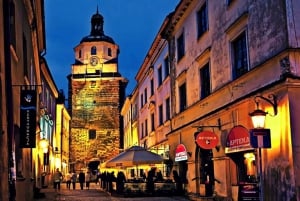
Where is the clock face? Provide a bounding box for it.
[90,57,99,66]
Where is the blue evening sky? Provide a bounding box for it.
[44,0,179,96]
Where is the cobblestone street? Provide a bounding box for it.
[34,183,190,201]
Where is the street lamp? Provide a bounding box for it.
[249,94,278,201]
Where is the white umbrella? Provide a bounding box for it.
[105,146,163,168]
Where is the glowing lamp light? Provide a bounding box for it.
[249,94,278,129]
[39,138,49,153]
[249,109,267,128]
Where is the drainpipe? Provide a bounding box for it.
[3,1,16,200]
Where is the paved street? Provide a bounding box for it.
[34,182,190,201]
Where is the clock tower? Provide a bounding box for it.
[67,7,128,171]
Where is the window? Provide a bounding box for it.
[177,32,185,61]
[150,79,154,96]
[200,63,211,99]
[91,46,97,55]
[108,48,112,56]
[232,32,248,79]
[141,122,144,138]
[144,88,147,104]
[179,82,187,112]
[164,56,170,78]
[145,119,148,136]
[158,66,163,86]
[151,113,155,131]
[23,34,28,77]
[140,94,143,108]
[79,50,82,58]
[159,104,163,126]
[165,97,170,120]
[197,1,208,38]
[89,129,96,139]
[9,2,16,48]
[226,0,234,6]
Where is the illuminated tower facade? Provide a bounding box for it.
[68,8,127,171]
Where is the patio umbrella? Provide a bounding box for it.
[105,146,163,168]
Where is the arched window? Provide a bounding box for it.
[91,46,97,55]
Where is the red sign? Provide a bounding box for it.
[175,144,188,162]
[195,131,219,149]
[226,126,250,148]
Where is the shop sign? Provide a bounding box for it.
[225,125,252,153]
[20,90,36,148]
[175,144,188,162]
[195,131,219,149]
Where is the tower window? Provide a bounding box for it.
[91,46,97,55]
[108,48,112,56]
[79,50,82,58]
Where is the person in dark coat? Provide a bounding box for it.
[146,168,155,194]
[78,170,85,190]
[173,170,183,195]
[116,171,126,194]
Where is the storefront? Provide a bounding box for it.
[225,125,259,201]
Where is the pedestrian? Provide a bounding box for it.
[65,171,71,189]
[53,168,62,192]
[71,171,77,190]
[85,170,92,190]
[78,170,85,190]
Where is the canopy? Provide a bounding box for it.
[105,146,163,168]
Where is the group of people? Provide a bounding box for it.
[52,168,93,191]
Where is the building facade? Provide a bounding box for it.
[68,8,128,172]
[0,0,49,200]
[122,0,300,200]
[161,0,300,200]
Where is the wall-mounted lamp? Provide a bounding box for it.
[249,94,278,128]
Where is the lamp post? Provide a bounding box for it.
[249,94,278,201]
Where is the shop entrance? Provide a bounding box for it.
[196,147,214,196]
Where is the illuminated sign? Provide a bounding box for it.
[225,125,252,153]
[195,131,219,149]
[175,144,188,162]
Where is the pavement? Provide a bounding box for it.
[34,182,191,201]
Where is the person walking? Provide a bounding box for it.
[53,168,62,192]
[78,170,85,190]
[71,171,77,190]
[65,171,71,189]
[85,171,92,190]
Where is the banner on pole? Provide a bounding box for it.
[20,89,36,148]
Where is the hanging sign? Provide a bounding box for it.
[225,125,252,153]
[195,131,219,149]
[175,144,188,162]
[20,89,36,148]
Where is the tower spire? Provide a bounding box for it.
[90,6,104,36]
